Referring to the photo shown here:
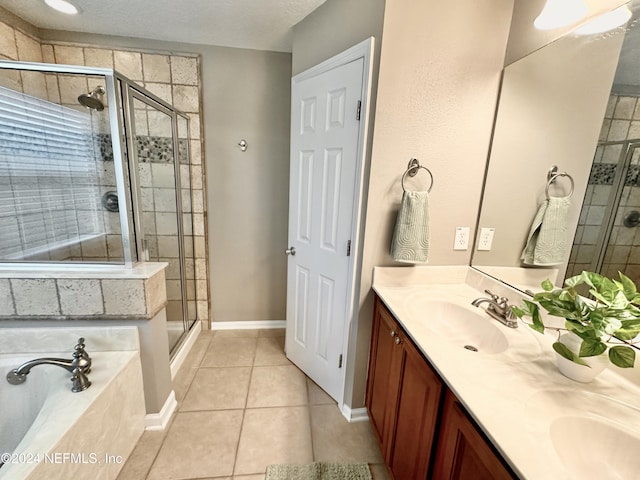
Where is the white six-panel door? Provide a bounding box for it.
[285,57,365,402]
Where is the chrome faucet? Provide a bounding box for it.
[6,338,92,392]
[471,290,518,328]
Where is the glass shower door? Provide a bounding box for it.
[126,87,188,353]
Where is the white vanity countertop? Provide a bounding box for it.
[372,266,640,480]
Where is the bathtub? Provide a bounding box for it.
[0,350,145,480]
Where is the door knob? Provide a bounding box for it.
[285,246,296,256]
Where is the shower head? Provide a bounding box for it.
[78,86,105,111]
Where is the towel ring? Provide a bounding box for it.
[545,172,574,199]
[402,160,433,193]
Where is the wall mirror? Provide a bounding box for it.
[472,0,640,294]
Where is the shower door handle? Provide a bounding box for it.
[285,246,296,256]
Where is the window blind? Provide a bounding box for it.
[0,85,104,261]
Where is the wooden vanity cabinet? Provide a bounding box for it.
[366,295,444,479]
[367,295,517,480]
[432,390,515,480]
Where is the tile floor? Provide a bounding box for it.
[117,329,390,480]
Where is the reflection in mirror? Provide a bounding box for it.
[472,1,640,293]
[0,68,126,263]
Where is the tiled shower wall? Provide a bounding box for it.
[567,94,640,282]
[0,19,209,326]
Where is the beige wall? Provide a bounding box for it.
[349,0,514,408]
[205,47,292,322]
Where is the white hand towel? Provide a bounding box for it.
[390,191,430,264]
[521,196,571,266]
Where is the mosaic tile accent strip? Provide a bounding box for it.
[588,163,640,186]
[95,134,187,164]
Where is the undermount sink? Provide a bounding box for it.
[405,298,508,354]
[550,416,640,479]
[526,389,640,478]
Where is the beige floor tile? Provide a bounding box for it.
[214,329,260,338]
[201,337,258,367]
[147,410,243,480]
[310,405,384,464]
[257,328,286,337]
[181,330,214,369]
[233,475,265,480]
[234,406,313,475]
[254,335,290,366]
[307,378,336,405]
[247,365,308,408]
[173,366,198,406]
[116,430,165,480]
[181,367,251,411]
[369,463,391,480]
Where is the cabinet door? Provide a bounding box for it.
[366,297,403,449]
[388,332,443,480]
[433,390,515,480]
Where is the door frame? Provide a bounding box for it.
[290,37,375,419]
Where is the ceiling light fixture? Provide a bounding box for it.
[534,0,588,30]
[44,0,80,15]
[574,5,632,35]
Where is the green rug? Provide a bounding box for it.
[265,462,372,480]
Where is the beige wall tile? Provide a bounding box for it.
[0,279,15,315]
[170,56,198,85]
[144,270,167,315]
[58,74,89,104]
[102,279,146,315]
[21,71,47,98]
[57,279,104,315]
[172,84,199,113]
[114,50,143,81]
[41,44,55,63]
[11,279,60,315]
[0,22,17,60]
[54,45,85,65]
[84,48,114,68]
[143,82,172,104]
[0,67,22,91]
[142,54,171,83]
[15,31,42,62]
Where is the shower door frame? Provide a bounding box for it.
[121,79,195,354]
[0,61,136,268]
[588,139,640,274]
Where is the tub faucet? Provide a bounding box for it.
[471,290,518,329]
[6,338,92,392]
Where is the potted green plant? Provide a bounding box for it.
[512,271,640,382]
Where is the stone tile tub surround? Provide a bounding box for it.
[0,263,174,421]
[0,262,167,319]
[0,326,145,480]
[372,266,640,479]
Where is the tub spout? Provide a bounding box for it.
[6,338,92,392]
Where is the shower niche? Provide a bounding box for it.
[0,61,199,354]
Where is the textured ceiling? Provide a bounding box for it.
[0,0,327,52]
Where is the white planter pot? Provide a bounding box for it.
[554,332,608,383]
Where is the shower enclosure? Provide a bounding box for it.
[567,136,640,283]
[0,60,198,355]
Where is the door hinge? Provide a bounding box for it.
[347,240,351,257]
[356,100,362,121]
[338,354,343,368]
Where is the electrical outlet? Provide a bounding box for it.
[478,227,495,251]
[454,227,470,250]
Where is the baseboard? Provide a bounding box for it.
[170,322,202,379]
[340,404,369,423]
[211,320,286,330]
[145,390,177,431]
